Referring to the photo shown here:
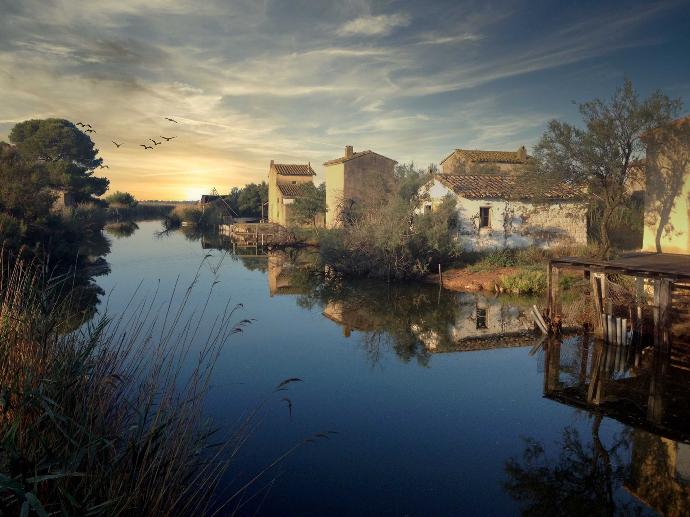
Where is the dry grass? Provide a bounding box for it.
[0,251,255,515]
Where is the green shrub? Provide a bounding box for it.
[499,269,547,295]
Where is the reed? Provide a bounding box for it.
[0,251,253,515]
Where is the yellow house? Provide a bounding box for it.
[642,115,690,254]
[267,161,315,226]
[323,145,397,227]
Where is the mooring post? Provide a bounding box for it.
[546,262,553,315]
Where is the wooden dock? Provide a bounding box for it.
[547,252,690,351]
[219,222,298,247]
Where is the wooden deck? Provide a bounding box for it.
[550,252,690,281]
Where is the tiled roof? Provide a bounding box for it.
[277,182,310,198]
[436,174,584,201]
[272,163,315,176]
[323,150,397,166]
[440,149,529,165]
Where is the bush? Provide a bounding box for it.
[499,268,579,295]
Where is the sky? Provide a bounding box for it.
[1,0,689,200]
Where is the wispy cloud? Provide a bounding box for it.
[338,13,410,37]
[0,0,686,199]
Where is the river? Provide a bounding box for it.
[93,220,688,516]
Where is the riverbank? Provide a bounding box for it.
[425,265,523,292]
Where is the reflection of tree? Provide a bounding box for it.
[504,415,636,516]
[644,120,690,252]
[105,220,139,238]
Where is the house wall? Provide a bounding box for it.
[325,162,345,227]
[268,164,313,227]
[423,179,588,251]
[325,155,395,228]
[642,125,690,254]
[440,154,522,175]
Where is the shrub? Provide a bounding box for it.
[499,269,547,295]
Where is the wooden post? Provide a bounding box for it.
[552,266,561,318]
[438,264,442,287]
[657,279,672,353]
[591,272,604,337]
[546,262,553,315]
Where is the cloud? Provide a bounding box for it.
[338,13,410,37]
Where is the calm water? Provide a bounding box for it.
[95,220,690,516]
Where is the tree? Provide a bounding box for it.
[9,119,109,203]
[290,182,326,227]
[394,162,434,204]
[235,182,268,217]
[533,79,682,255]
[106,191,138,208]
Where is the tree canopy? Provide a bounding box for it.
[290,182,326,226]
[533,79,682,254]
[106,191,138,208]
[9,119,109,203]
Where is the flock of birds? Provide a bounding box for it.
[75,117,179,158]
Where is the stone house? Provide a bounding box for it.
[642,115,690,254]
[267,161,316,226]
[440,146,530,175]
[419,173,588,251]
[323,145,397,227]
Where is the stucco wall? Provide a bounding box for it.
[325,154,395,228]
[268,165,313,226]
[441,154,522,175]
[423,179,588,250]
[642,127,690,254]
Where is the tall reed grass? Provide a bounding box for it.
[0,251,255,515]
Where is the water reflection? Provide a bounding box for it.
[506,336,690,516]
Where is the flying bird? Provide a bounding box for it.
[76,122,86,127]
[160,135,176,141]
[99,165,110,169]
[150,138,162,146]
[164,117,178,123]
[140,144,153,150]
[112,141,122,148]
[86,129,96,133]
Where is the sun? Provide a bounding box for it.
[183,187,209,202]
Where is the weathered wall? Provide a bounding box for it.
[440,154,522,175]
[325,162,345,227]
[643,123,690,254]
[423,179,588,250]
[325,155,395,228]
[268,164,313,226]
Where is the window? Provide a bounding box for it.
[479,206,491,228]
[424,203,432,214]
[291,180,297,184]
[476,307,488,329]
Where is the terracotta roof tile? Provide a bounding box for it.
[436,174,584,201]
[272,163,315,176]
[323,150,397,166]
[277,182,310,198]
[440,149,529,165]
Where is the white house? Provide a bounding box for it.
[420,174,588,251]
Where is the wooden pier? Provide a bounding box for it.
[547,252,690,351]
[219,222,299,248]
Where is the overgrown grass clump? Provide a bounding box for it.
[0,252,250,515]
[498,268,579,295]
[466,243,604,272]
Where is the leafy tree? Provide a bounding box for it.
[235,181,268,217]
[0,142,55,223]
[290,182,326,227]
[9,119,109,203]
[106,191,138,208]
[394,162,434,204]
[533,79,681,255]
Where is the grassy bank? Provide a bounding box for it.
[0,253,251,515]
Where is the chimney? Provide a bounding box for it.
[516,146,527,162]
[345,145,354,159]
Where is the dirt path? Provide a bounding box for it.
[424,266,520,292]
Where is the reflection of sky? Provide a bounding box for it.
[97,221,651,514]
[2,1,689,199]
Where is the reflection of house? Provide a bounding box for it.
[627,432,690,517]
[415,293,532,352]
[322,302,379,337]
[420,173,588,250]
[642,115,690,253]
[440,147,530,175]
[268,161,316,226]
[267,251,315,296]
[324,146,397,228]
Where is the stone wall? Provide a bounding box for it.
[423,178,588,250]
